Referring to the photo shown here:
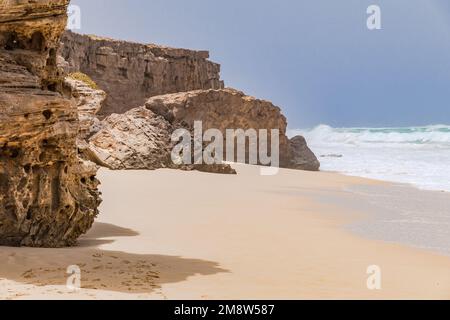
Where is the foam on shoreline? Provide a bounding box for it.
[292,124,450,192]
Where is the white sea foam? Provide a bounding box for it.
[290,124,450,192]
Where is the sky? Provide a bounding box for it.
[70,0,450,129]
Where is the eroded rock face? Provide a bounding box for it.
[64,77,106,139]
[145,88,319,170]
[87,107,173,170]
[86,106,236,174]
[86,88,319,172]
[0,0,101,247]
[61,32,320,172]
[60,31,224,117]
[146,89,288,133]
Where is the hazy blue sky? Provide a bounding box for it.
[71,0,450,128]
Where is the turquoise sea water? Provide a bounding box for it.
[290,125,450,192]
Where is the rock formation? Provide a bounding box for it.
[86,106,236,174]
[287,136,321,171]
[64,74,106,139]
[1,0,317,248]
[145,88,320,170]
[0,0,101,247]
[87,106,173,170]
[61,32,320,172]
[83,88,319,172]
[61,31,224,117]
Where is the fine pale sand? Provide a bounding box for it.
[0,165,449,300]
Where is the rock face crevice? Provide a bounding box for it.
[61,31,224,117]
[0,0,101,247]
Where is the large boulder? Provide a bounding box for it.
[145,88,320,171]
[87,107,173,170]
[0,0,101,247]
[86,106,236,174]
[287,136,320,171]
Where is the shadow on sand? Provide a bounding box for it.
[0,222,228,295]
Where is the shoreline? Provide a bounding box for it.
[0,165,449,299]
[319,168,450,194]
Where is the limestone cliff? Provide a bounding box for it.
[0,0,101,247]
[61,31,224,117]
[61,32,319,172]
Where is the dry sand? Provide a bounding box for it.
[0,164,449,300]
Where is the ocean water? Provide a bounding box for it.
[290,124,450,192]
[345,184,450,256]
[290,125,450,255]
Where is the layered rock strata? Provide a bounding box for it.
[64,75,106,139]
[61,31,224,116]
[0,0,101,247]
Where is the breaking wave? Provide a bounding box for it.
[290,124,450,148]
[290,124,450,192]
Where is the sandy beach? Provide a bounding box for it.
[0,165,449,300]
